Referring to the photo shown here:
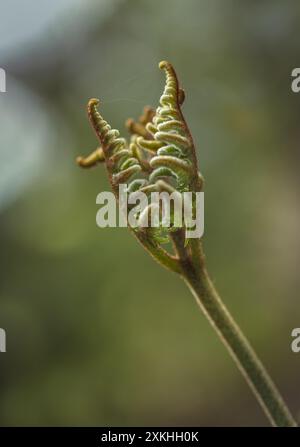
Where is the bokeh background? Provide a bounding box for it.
[0,0,300,427]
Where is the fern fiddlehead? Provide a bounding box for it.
[76,61,296,427]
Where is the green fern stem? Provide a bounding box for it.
[172,232,297,427]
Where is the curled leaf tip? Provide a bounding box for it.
[125,118,134,130]
[88,98,100,108]
[159,60,170,70]
[76,147,105,169]
[76,156,84,166]
[87,98,101,133]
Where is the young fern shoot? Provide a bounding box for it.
[76,61,296,427]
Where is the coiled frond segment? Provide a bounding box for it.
[86,98,145,193]
[158,60,181,108]
[136,61,197,193]
[87,99,126,158]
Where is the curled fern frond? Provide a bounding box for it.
[77,61,204,268]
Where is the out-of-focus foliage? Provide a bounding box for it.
[0,0,299,426]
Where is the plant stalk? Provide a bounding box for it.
[173,234,296,427]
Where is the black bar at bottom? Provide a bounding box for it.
[0,426,298,445]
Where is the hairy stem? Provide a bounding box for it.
[136,232,182,274]
[172,233,296,427]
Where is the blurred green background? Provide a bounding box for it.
[0,0,300,427]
